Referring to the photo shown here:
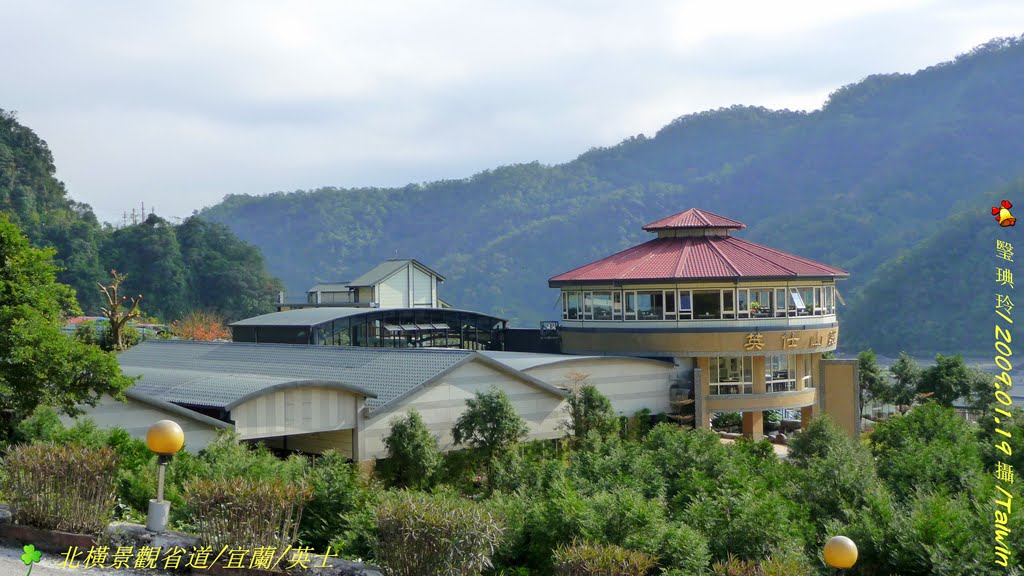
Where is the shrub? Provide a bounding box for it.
[711,412,741,429]
[184,476,311,551]
[301,450,377,552]
[562,383,619,445]
[452,386,529,479]
[374,491,503,576]
[2,443,118,534]
[553,541,657,576]
[380,409,441,490]
[710,554,814,576]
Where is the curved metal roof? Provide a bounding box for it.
[231,307,506,328]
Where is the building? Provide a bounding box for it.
[287,259,446,310]
[231,307,506,351]
[548,208,859,439]
[66,340,677,460]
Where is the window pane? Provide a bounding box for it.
[679,291,692,311]
[738,289,748,311]
[593,292,613,320]
[776,289,788,315]
[722,290,735,312]
[583,292,593,315]
[665,291,676,313]
[693,290,721,319]
[626,293,636,314]
[567,293,579,320]
[637,291,663,320]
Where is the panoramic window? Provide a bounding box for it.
[592,291,613,320]
[749,288,772,317]
[766,354,796,392]
[710,356,753,395]
[636,291,664,320]
[693,290,721,319]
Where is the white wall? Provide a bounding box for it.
[58,395,221,453]
[362,360,568,460]
[523,358,674,416]
[412,266,433,306]
[231,386,358,440]
[378,267,409,308]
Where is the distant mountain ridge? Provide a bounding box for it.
[200,36,1024,355]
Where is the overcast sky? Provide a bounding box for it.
[3,1,1024,224]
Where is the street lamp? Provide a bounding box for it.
[824,535,858,575]
[145,419,184,533]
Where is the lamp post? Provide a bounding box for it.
[145,419,184,533]
[824,535,858,575]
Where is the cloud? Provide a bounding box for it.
[2,0,1023,223]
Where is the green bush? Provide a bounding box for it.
[374,491,504,576]
[184,476,311,551]
[552,541,657,576]
[712,412,742,429]
[301,450,377,552]
[3,443,119,534]
[379,409,441,490]
[709,554,814,576]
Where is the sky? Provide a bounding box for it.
[3,1,1024,224]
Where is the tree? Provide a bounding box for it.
[452,386,528,477]
[170,310,231,341]
[0,214,133,441]
[560,372,618,444]
[381,409,442,489]
[98,270,143,351]
[885,352,921,413]
[918,354,979,408]
[857,349,889,412]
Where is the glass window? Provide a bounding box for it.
[738,289,749,317]
[722,290,735,318]
[592,292,613,320]
[710,356,753,395]
[825,286,834,313]
[665,290,676,315]
[625,292,637,320]
[798,287,814,315]
[803,355,814,389]
[679,290,692,319]
[749,288,771,317]
[813,287,822,314]
[766,354,796,392]
[567,292,580,320]
[637,291,664,320]
[583,292,593,319]
[613,291,622,320]
[693,290,721,319]
[775,288,788,316]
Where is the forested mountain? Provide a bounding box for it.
[200,36,1024,355]
[0,110,283,322]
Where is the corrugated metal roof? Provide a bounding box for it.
[348,259,446,287]
[119,340,471,410]
[231,307,374,327]
[550,236,848,284]
[308,282,351,292]
[642,208,746,231]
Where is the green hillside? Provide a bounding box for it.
[200,36,1024,354]
[0,110,283,322]
[843,182,1023,356]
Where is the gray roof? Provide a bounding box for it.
[231,307,373,327]
[231,306,507,328]
[308,282,350,292]
[479,350,672,372]
[119,340,469,411]
[348,259,446,287]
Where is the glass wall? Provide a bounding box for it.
[710,356,753,395]
[559,285,838,321]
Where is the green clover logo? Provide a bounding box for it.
[21,544,40,576]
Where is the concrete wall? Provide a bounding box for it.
[362,360,567,460]
[231,386,359,440]
[58,395,221,453]
[821,359,860,439]
[522,358,674,416]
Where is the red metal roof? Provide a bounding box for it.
[549,236,848,284]
[642,208,745,231]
